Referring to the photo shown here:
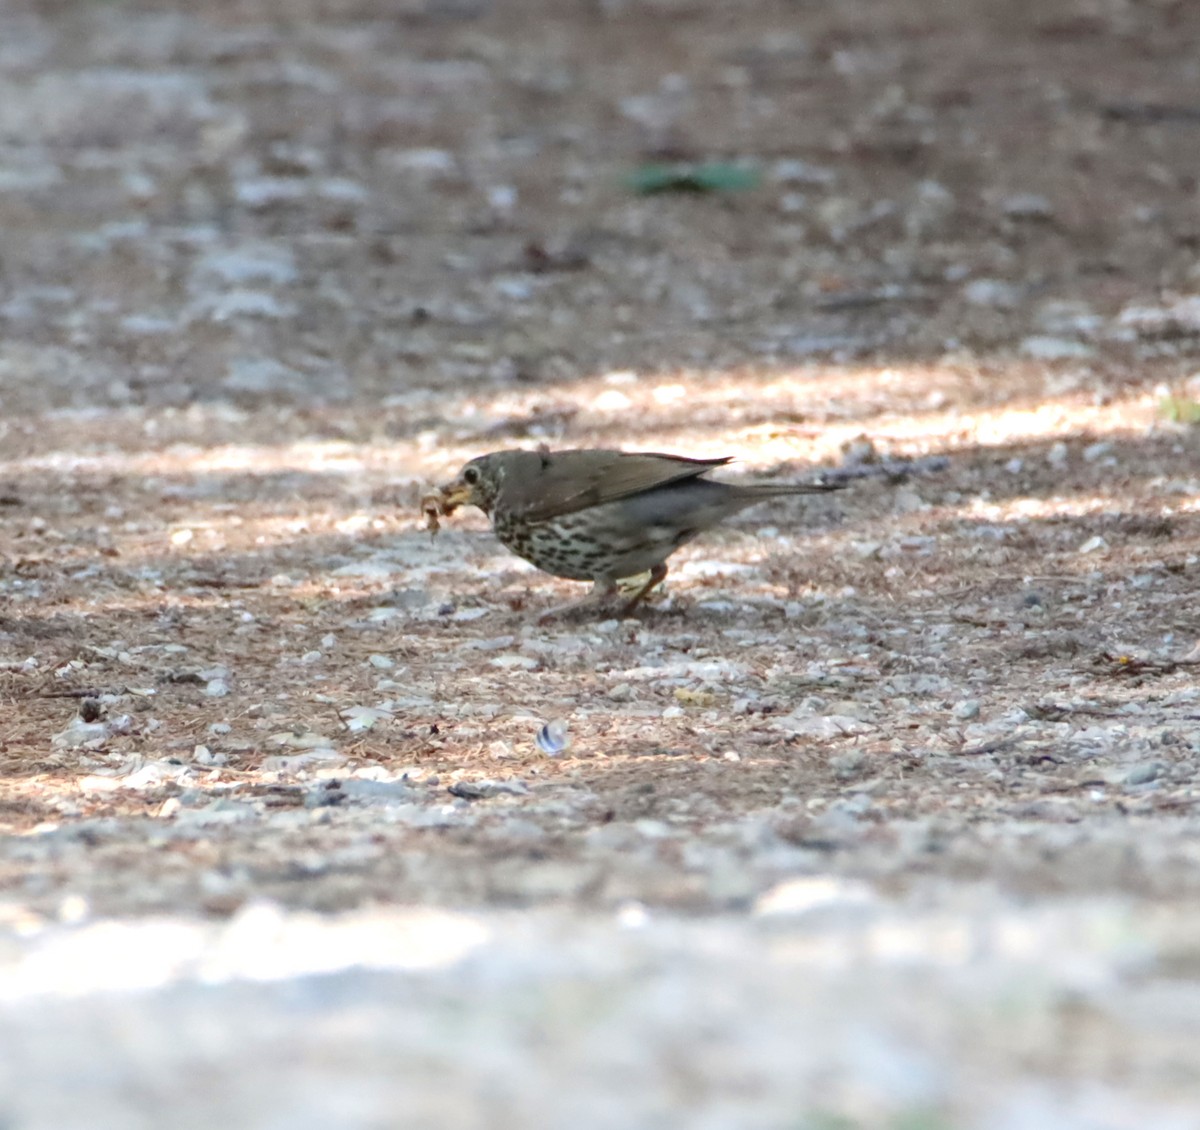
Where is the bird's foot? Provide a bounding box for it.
[619,563,669,615]
[534,580,621,625]
[533,567,669,624]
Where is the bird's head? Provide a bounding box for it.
[438,451,517,516]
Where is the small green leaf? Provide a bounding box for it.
[626,162,761,195]
[1160,396,1200,424]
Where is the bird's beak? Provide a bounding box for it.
[437,477,474,510]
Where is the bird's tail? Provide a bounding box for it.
[735,478,846,498]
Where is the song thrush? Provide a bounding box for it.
[431,447,843,617]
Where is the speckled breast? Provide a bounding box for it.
[491,511,606,581]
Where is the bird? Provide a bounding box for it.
[430,446,844,619]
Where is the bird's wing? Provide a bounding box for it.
[516,450,733,522]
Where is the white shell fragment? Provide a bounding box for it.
[340,706,394,733]
[535,720,571,756]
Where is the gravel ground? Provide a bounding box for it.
[2,0,1200,1125]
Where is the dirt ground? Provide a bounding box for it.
[2,0,1200,1126]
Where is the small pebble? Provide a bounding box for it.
[340,706,393,733]
[963,278,1020,308]
[262,749,344,774]
[490,655,539,670]
[616,902,650,929]
[57,895,90,925]
[447,778,530,799]
[1082,441,1113,464]
[1022,336,1092,361]
[830,750,867,778]
[51,721,112,749]
[1125,762,1164,787]
[1046,441,1069,469]
[466,635,516,652]
[1001,192,1053,219]
[953,700,981,721]
[449,608,490,623]
[193,745,227,766]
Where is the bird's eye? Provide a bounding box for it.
[463,466,481,486]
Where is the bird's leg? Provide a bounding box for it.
[620,562,669,614]
[535,579,620,624]
[535,566,669,623]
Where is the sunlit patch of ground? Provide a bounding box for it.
[2,360,1196,855]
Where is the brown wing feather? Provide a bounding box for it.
[514,449,733,522]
